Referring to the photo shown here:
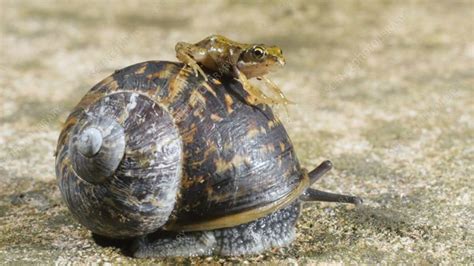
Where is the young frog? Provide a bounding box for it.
[175,35,292,106]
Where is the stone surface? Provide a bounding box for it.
[0,0,472,264]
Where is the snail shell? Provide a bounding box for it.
[55,61,304,238]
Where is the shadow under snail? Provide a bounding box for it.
[55,37,361,258]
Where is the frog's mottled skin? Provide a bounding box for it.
[176,35,291,105]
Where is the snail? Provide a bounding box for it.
[55,60,362,257]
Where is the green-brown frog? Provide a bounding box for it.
[176,35,291,105]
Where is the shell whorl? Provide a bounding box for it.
[70,117,125,184]
[56,91,183,238]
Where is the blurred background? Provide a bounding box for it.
[0,0,472,263]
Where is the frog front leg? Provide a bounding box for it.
[259,76,294,105]
[175,42,208,81]
[233,66,276,106]
[234,67,292,106]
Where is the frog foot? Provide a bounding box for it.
[188,62,208,81]
[234,67,291,106]
[259,76,294,105]
[240,79,285,106]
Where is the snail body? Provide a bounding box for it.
[55,61,361,257]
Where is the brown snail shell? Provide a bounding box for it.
[55,61,361,249]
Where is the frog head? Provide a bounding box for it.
[237,45,285,78]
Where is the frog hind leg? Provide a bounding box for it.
[175,42,208,81]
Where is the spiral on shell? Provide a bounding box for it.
[55,61,305,238]
[56,91,183,238]
[69,117,125,184]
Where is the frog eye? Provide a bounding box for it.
[252,46,267,59]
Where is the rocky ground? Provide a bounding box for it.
[0,0,473,264]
